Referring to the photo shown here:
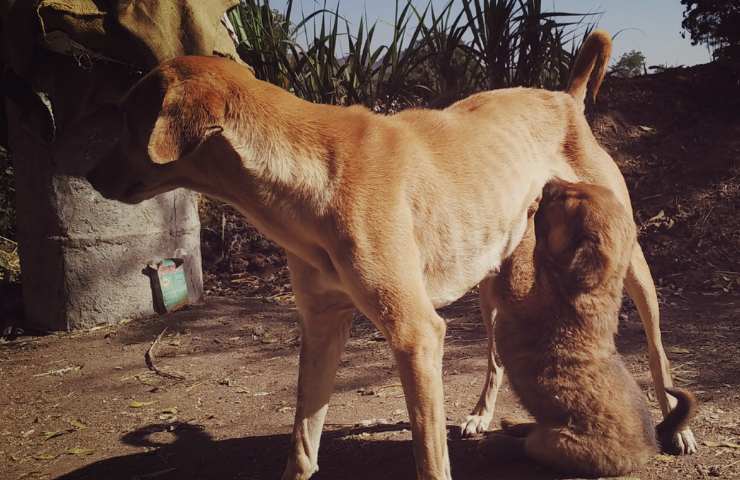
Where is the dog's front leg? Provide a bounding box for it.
[381,302,451,480]
[461,277,504,437]
[282,256,354,480]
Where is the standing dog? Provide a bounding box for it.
[483,179,697,477]
[83,29,694,479]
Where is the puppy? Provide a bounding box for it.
[484,179,697,477]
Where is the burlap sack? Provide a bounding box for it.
[2,0,243,165]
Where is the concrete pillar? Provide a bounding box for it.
[7,100,203,331]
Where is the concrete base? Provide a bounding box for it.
[8,103,203,331]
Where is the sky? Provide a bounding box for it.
[268,0,712,67]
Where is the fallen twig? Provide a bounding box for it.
[33,365,82,377]
[132,468,177,480]
[145,328,186,381]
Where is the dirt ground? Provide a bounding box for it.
[1,288,739,480]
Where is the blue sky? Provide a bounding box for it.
[269,0,712,67]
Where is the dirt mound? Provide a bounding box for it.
[592,62,739,295]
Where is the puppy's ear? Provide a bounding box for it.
[146,87,224,164]
[562,232,604,290]
[537,199,605,291]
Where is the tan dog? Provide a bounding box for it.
[83,29,695,480]
[482,179,697,477]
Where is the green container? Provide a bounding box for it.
[146,258,189,314]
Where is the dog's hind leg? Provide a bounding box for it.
[625,243,697,454]
[282,255,354,480]
[461,277,505,437]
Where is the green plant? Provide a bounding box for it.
[227,0,591,105]
[412,1,484,102]
[681,0,740,64]
[459,0,591,90]
[0,146,19,283]
[610,49,647,78]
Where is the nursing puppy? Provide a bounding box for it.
[485,179,697,477]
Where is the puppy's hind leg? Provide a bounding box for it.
[523,426,637,478]
[625,243,697,454]
[461,277,505,437]
[500,419,537,438]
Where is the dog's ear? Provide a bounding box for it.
[146,87,225,165]
[148,113,223,165]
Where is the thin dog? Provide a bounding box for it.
[83,29,695,480]
[481,179,697,477]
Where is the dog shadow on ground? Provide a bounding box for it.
[54,422,560,480]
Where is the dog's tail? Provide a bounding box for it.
[655,388,698,454]
[566,29,612,106]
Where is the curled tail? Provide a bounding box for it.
[567,29,612,106]
[655,388,698,454]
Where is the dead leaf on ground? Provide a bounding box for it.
[128,400,157,409]
[33,452,59,461]
[66,419,87,430]
[66,447,94,456]
[42,430,72,441]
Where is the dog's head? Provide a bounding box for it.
[534,179,635,294]
[83,56,248,204]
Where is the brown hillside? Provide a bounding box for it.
[592,62,739,296]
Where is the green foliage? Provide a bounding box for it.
[610,49,646,78]
[0,147,14,241]
[681,0,740,64]
[227,0,592,106]
[462,0,593,90]
[0,146,19,283]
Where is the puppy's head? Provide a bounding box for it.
[534,179,635,294]
[84,56,246,204]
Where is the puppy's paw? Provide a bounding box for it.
[460,414,492,438]
[673,428,698,455]
[500,418,536,438]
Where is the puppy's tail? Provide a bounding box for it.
[655,388,698,454]
[566,29,612,106]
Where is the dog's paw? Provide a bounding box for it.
[281,459,318,480]
[673,428,698,455]
[460,414,492,438]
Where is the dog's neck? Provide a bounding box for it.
[192,76,364,268]
[221,80,342,215]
